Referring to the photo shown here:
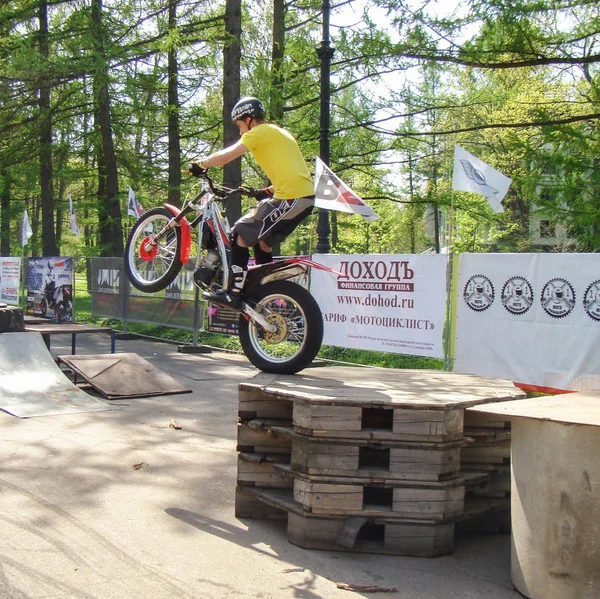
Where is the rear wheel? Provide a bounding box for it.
[125,207,183,292]
[239,280,323,374]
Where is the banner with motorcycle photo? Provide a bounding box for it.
[0,257,22,305]
[453,253,600,392]
[27,257,73,322]
[310,254,448,358]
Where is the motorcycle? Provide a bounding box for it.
[124,170,334,374]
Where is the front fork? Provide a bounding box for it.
[143,203,193,264]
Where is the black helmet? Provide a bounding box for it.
[231,97,265,123]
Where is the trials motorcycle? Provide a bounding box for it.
[124,170,332,374]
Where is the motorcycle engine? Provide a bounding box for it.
[194,250,221,288]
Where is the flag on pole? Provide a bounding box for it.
[21,209,33,246]
[68,194,81,236]
[127,186,144,218]
[313,157,379,222]
[452,145,511,213]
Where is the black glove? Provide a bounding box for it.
[189,162,208,177]
[248,187,273,201]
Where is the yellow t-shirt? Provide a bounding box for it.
[241,124,314,200]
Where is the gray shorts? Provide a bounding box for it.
[232,196,314,247]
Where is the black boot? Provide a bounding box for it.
[203,265,246,309]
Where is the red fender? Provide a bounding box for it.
[163,203,192,264]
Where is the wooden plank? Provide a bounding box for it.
[236,422,292,454]
[234,485,287,520]
[237,454,293,489]
[238,387,293,420]
[393,408,464,442]
[293,400,362,433]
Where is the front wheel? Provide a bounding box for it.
[239,280,323,374]
[125,207,183,292]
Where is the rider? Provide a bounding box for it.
[189,96,315,308]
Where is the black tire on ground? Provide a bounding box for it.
[238,280,323,374]
[0,304,25,332]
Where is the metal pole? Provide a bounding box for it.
[316,0,334,254]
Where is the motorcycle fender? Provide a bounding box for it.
[163,203,192,264]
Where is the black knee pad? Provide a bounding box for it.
[253,244,273,265]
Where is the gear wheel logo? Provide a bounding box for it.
[501,276,533,315]
[541,278,575,319]
[583,280,600,322]
[464,275,494,312]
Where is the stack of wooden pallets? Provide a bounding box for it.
[235,369,525,557]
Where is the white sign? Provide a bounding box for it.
[0,257,22,305]
[454,253,600,391]
[311,254,448,358]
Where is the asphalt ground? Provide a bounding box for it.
[0,333,521,599]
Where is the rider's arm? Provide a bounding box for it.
[199,140,248,168]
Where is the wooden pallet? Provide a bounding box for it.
[243,487,455,557]
[290,471,465,521]
[294,400,464,443]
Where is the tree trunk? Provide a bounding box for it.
[91,0,123,257]
[38,0,58,256]
[167,0,181,207]
[223,0,241,225]
[0,170,10,256]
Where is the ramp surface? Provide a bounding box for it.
[58,353,192,399]
[0,332,113,418]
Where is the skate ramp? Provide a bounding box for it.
[0,332,113,418]
[58,353,192,399]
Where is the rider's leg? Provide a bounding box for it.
[202,233,249,308]
[253,240,273,265]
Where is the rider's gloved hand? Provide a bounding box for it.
[248,187,273,201]
[189,162,208,177]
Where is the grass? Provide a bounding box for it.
[73,280,444,370]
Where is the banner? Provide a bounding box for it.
[27,257,73,321]
[454,253,600,391]
[69,194,81,236]
[313,157,379,222]
[452,145,512,213]
[127,186,144,218]
[310,254,448,357]
[0,257,22,305]
[21,210,33,246]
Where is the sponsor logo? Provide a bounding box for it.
[540,278,575,319]
[501,276,533,315]
[463,274,494,312]
[583,280,600,322]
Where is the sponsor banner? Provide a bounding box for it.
[0,257,22,305]
[27,257,73,321]
[207,304,240,335]
[89,257,198,330]
[454,253,600,391]
[311,254,448,358]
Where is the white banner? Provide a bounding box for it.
[0,257,22,305]
[454,253,600,391]
[311,254,448,358]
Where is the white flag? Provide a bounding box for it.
[313,157,379,222]
[127,186,144,218]
[452,145,511,213]
[68,194,81,236]
[21,209,33,246]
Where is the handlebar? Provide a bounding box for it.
[186,165,256,199]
